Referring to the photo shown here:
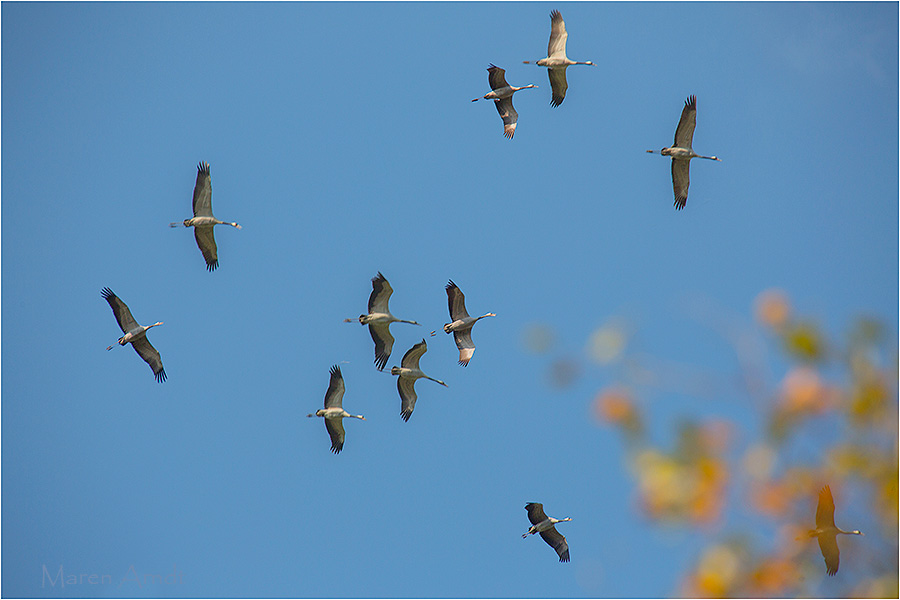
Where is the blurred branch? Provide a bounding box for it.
[533,288,898,597]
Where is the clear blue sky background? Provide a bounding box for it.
[2,2,897,598]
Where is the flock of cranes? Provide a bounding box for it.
[475,10,720,210]
[99,10,858,572]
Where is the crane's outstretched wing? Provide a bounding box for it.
[324,365,345,409]
[453,330,476,367]
[325,418,345,454]
[496,97,518,139]
[547,10,568,59]
[446,280,470,321]
[815,486,836,528]
[400,340,428,369]
[818,534,840,576]
[525,502,548,525]
[101,288,139,334]
[194,225,218,271]
[398,376,417,422]
[539,527,570,562]
[671,159,690,210]
[548,67,568,108]
[368,272,393,314]
[192,161,213,218]
[487,64,509,91]
[673,95,697,149]
[132,336,166,382]
[369,323,394,371]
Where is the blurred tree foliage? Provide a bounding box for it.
[528,289,898,597]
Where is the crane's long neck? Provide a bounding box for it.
[146,321,164,331]
[477,312,497,322]
[351,414,366,420]
[837,528,863,536]
[426,376,448,387]
[514,84,537,92]
[697,154,721,161]
[397,319,421,325]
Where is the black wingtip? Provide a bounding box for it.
[674,196,687,210]
[401,410,412,422]
[331,444,343,454]
[155,368,167,383]
[198,161,210,175]
[101,287,115,300]
[374,353,389,371]
[330,364,342,378]
[206,260,219,272]
[685,95,696,110]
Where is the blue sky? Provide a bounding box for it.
[2,2,897,598]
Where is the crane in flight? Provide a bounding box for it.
[307,365,365,454]
[473,64,537,139]
[391,340,447,422]
[443,280,495,366]
[807,485,863,576]
[647,96,720,210]
[101,287,166,382]
[345,272,420,371]
[171,161,242,271]
[523,502,571,563]
[523,10,595,107]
